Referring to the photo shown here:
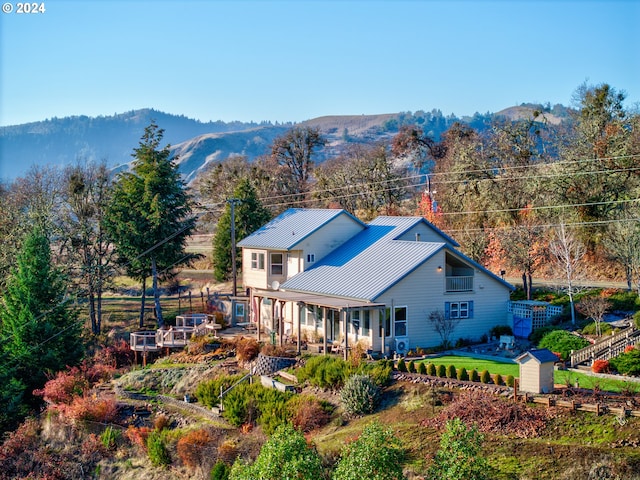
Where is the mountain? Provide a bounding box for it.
[0,108,272,181]
[0,105,569,184]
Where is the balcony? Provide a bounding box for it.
[446,275,473,292]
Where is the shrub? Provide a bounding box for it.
[427,363,437,376]
[396,358,407,372]
[446,364,457,379]
[457,367,469,381]
[100,426,121,451]
[296,355,351,389]
[177,429,213,469]
[634,311,640,330]
[126,426,152,452]
[437,364,447,378]
[427,418,490,480]
[470,369,480,382]
[625,345,637,354]
[154,413,171,431]
[333,421,405,480]
[340,374,381,417]
[493,373,503,386]
[505,375,515,387]
[210,460,230,480]
[529,326,558,345]
[218,439,239,465]
[581,321,612,336]
[235,337,260,363]
[147,430,171,467]
[359,359,393,387]
[480,370,491,384]
[591,359,610,374]
[254,386,293,435]
[490,325,513,339]
[538,330,590,361]
[221,382,259,427]
[287,395,333,432]
[610,348,640,376]
[417,362,427,375]
[407,360,416,373]
[229,424,323,480]
[62,395,118,423]
[34,367,89,405]
[196,374,246,408]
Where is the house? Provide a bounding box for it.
[515,349,559,394]
[237,208,514,356]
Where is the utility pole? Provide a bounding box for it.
[227,198,241,296]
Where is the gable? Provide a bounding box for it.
[237,208,365,250]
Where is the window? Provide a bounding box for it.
[379,308,391,337]
[394,306,407,336]
[445,301,474,319]
[251,252,265,270]
[362,310,371,336]
[270,253,283,275]
[307,253,315,263]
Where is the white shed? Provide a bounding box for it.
[515,349,558,394]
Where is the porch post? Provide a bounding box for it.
[255,295,262,342]
[296,302,303,355]
[279,300,286,347]
[343,308,349,361]
[322,306,328,355]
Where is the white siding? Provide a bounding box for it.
[242,249,268,290]
[375,251,511,350]
[293,213,364,268]
[518,357,541,393]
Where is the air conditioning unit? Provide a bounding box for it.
[395,337,409,356]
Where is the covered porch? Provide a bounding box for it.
[249,288,386,359]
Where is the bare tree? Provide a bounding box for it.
[428,309,460,349]
[549,222,585,325]
[576,295,610,337]
[603,214,640,294]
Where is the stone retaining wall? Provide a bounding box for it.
[393,372,513,396]
[251,353,296,376]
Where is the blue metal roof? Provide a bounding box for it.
[281,216,447,301]
[236,208,364,250]
[516,349,559,364]
[369,215,460,247]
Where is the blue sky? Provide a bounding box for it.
[1,0,638,126]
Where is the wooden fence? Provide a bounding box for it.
[524,394,640,419]
[570,325,640,367]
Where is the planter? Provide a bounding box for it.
[260,375,297,393]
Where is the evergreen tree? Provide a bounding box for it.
[0,226,83,432]
[104,122,197,326]
[213,178,271,282]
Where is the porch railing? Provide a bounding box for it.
[446,275,473,292]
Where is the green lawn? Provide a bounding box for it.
[418,355,640,393]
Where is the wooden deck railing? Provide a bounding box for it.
[570,325,640,367]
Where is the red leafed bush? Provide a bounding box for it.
[33,367,89,405]
[177,429,213,469]
[625,345,637,354]
[288,395,333,432]
[59,395,118,423]
[592,359,610,374]
[126,426,152,451]
[93,339,134,369]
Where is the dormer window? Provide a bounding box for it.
[307,253,315,263]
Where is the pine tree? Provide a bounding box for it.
[104,122,197,326]
[213,178,271,282]
[0,226,83,432]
